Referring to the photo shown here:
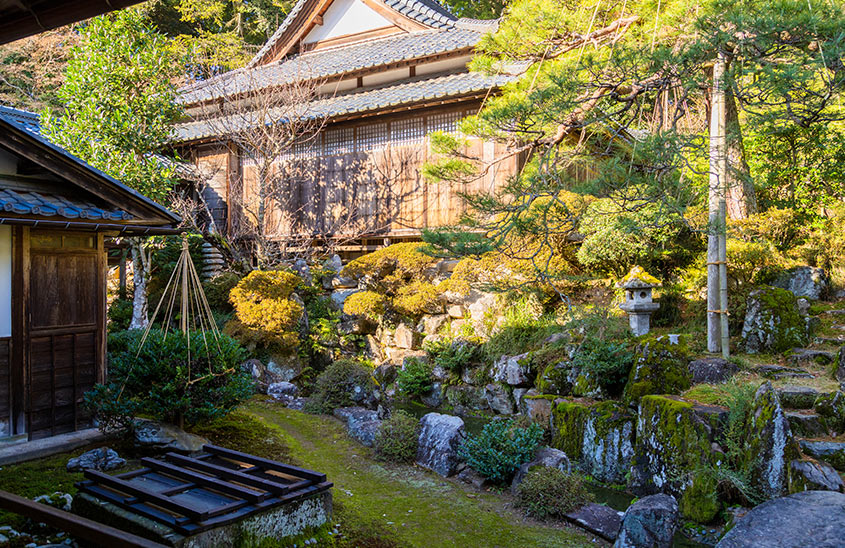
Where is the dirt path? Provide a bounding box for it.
[243,399,598,548]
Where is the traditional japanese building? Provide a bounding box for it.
[0,106,179,441]
[173,0,521,255]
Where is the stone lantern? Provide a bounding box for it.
[618,266,661,336]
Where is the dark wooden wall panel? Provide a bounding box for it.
[0,338,10,436]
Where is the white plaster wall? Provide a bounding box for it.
[0,149,18,174]
[0,225,11,338]
[303,0,393,43]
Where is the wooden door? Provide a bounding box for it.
[26,230,105,440]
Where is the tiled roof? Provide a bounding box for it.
[0,188,132,221]
[180,23,494,104]
[247,0,458,68]
[0,105,181,223]
[174,70,517,142]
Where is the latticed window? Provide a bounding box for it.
[390,117,426,146]
[427,111,463,134]
[357,122,390,152]
[325,127,355,155]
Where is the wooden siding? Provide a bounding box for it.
[0,338,10,437]
[198,103,521,242]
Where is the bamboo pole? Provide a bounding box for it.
[707,54,727,353]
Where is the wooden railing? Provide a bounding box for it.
[0,489,166,548]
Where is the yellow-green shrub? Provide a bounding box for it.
[343,291,386,320]
[226,270,303,353]
[341,243,438,289]
[393,281,440,316]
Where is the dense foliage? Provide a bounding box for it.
[458,418,544,483]
[308,359,375,413]
[86,329,251,432]
[570,337,634,396]
[373,411,420,462]
[515,467,593,520]
[424,338,481,375]
[396,358,434,398]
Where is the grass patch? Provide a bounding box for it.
[189,399,291,463]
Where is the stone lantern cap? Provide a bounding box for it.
[617,266,661,290]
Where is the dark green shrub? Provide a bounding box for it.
[458,418,544,483]
[85,328,252,433]
[424,338,481,375]
[107,298,133,333]
[373,411,420,462]
[515,467,593,520]
[203,272,243,313]
[571,337,634,396]
[396,358,433,397]
[652,286,686,327]
[310,359,375,413]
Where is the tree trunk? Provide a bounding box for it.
[129,238,150,330]
[707,55,728,354]
[725,86,757,220]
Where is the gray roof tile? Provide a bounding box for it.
[0,188,132,221]
[173,70,516,142]
[180,24,493,104]
[248,0,457,68]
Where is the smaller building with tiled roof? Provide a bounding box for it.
[173,0,521,253]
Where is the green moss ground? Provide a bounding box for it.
[241,398,596,548]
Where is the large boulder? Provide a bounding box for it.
[741,382,801,499]
[614,494,679,548]
[789,459,844,492]
[785,411,829,438]
[716,491,845,548]
[267,381,298,403]
[623,336,691,403]
[416,413,466,477]
[133,420,208,453]
[393,323,420,350]
[688,357,738,384]
[552,400,635,484]
[628,396,725,523]
[510,447,571,494]
[565,503,624,542]
[773,266,829,300]
[741,287,808,353]
[491,353,534,387]
[444,385,488,414]
[519,390,553,426]
[66,447,125,472]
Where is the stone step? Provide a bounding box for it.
[814,336,845,345]
[755,365,813,380]
[777,385,821,409]
[798,439,845,471]
[789,348,836,366]
[824,310,845,315]
[786,411,830,438]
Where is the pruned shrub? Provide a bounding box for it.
[343,291,386,320]
[393,281,440,316]
[85,329,252,433]
[225,270,303,354]
[458,418,544,483]
[374,411,420,462]
[107,297,133,333]
[396,358,433,397]
[516,467,593,520]
[203,271,243,313]
[309,359,376,413]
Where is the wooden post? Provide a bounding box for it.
[118,248,127,299]
[707,53,727,354]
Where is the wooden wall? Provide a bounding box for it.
[193,102,522,244]
[0,338,10,438]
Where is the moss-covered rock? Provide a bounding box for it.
[629,395,724,523]
[740,382,802,499]
[535,362,574,395]
[623,336,692,404]
[551,399,635,484]
[740,287,808,353]
[814,391,845,434]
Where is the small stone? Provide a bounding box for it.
[614,494,678,548]
[267,382,298,401]
[565,503,624,542]
[393,323,418,350]
[133,420,208,453]
[688,357,738,384]
[66,447,125,472]
[421,382,444,408]
[484,383,514,415]
[330,288,359,309]
[456,467,489,489]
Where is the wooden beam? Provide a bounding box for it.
[0,1,145,45]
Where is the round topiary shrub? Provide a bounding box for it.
[396,358,434,398]
[225,269,303,353]
[373,411,420,462]
[458,418,544,484]
[310,359,376,413]
[343,290,387,320]
[515,466,594,520]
